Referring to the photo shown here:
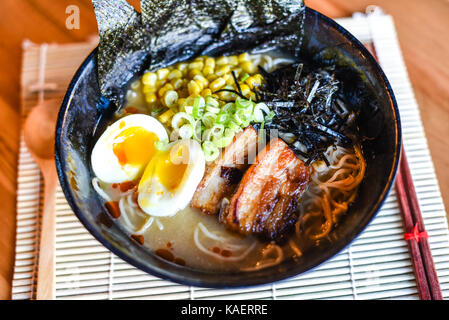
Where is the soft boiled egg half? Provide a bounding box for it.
[137,139,205,217]
[91,114,168,183]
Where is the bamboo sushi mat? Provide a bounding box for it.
[12,9,449,300]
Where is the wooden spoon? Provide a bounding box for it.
[23,99,60,300]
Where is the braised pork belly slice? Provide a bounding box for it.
[220,138,311,241]
[191,126,258,215]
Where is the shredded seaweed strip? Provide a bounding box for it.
[259,63,359,164]
[206,57,359,165]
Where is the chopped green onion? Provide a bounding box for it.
[163,90,178,108]
[228,120,242,133]
[234,108,251,127]
[205,96,219,108]
[235,97,253,111]
[201,112,216,128]
[253,103,274,123]
[231,112,243,125]
[191,119,203,142]
[202,141,219,162]
[192,96,206,119]
[253,108,264,122]
[215,112,230,125]
[169,95,273,160]
[254,102,270,114]
[171,112,195,130]
[179,124,194,139]
[260,120,265,132]
[221,102,236,114]
[205,105,220,114]
[265,110,276,121]
[240,73,250,82]
[202,124,224,142]
[152,107,164,115]
[202,128,213,142]
[212,128,235,148]
[154,139,169,151]
[184,106,193,114]
[210,124,225,137]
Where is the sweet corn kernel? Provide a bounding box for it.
[206,74,218,82]
[188,61,204,70]
[170,78,184,90]
[223,73,233,85]
[193,74,209,88]
[231,68,242,77]
[217,91,227,100]
[216,56,229,65]
[142,72,157,86]
[156,79,166,89]
[144,93,157,105]
[168,69,182,80]
[228,55,239,66]
[142,85,157,94]
[157,68,170,80]
[239,84,251,97]
[254,73,264,82]
[238,52,251,63]
[248,91,256,100]
[240,61,256,74]
[194,56,205,62]
[204,57,215,69]
[218,92,228,100]
[177,62,188,74]
[163,90,179,108]
[185,96,197,106]
[201,88,212,97]
[188,80,202,95]
[209,77,226,91]
[158,109,175,124]
[218,86,236,100]
[216,65,230,76]
[202,66,214,76]
[158,83,174,98]
[177,98,186,108]
[189,68,202,79]
[245,76,262,89]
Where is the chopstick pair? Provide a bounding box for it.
[362,42,442,300]
[395,147,443,300]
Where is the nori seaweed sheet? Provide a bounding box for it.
[91,0,305,107]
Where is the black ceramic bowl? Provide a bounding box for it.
[55,8,401,288]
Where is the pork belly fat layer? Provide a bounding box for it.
[191,126,258,215]
[220,138,310,241]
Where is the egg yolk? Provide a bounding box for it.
[154,150,188,191]
[112,127,159,167]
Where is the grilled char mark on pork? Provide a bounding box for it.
[220,138,311,241]
[191,126,258,215]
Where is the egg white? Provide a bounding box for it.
[137,139,205,217]
[91,114,168,183]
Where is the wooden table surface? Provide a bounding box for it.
[1,0,448,299]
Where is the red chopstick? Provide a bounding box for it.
[395,147,443,300]
[363,41,442,300]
